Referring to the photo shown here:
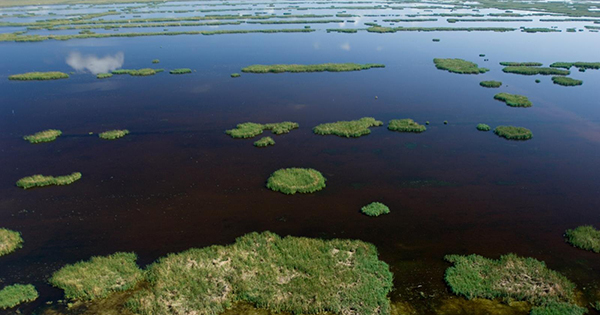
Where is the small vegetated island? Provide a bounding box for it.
[0,284,38,310]
[494,125,533,140]
[16,172,82,189]
[494,93,533,107]
[433,58,489,74]
[8,71,69,81]
[169,68,192,74]
[111,68,164,76]
[226,121,299,139]
[96,73,113,79]
[551,76,583,86]
[565,225,600,253]
[387,119,426,133]
[254,136,275,147]
[99,129,129,140]
[313,117,383,138]
[445,253,586,314]
[361,202,390,217]
[267,168,326,194]
[479,80,502,88]
[230,73,241,78]
[23,129,62,143]
[476,123,491,131]
[241,63,385,73]
[0,228,23,257]
[502,66,570,75]
[50,232,393,315]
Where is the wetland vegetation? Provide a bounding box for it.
[313,117,383,138]
[266,168,326,194]
[254,136,275,147]
[552,76,583,86]
[550,62,600,69]
[494,93,533,107]
[502,66,570,75]
[493,125,533,140]
[169,68,192,74]
[433,58,489,74]
[230,73,240,78]
[23,129,62,143]
[96,73,113,79]
[0,284,38,310]
[361,202,390,217]
[479,80,502,88]
[476,124,491,131]
[112,68,163,76]
[99,129,129,140]
[565,225,600,253]
[0,228,23,257]
[387,119,426,133]
[241,63,385,74]
[226,121,299,138]
[8,71,69,81]
[16,172,82,189]
[499,62,543,67]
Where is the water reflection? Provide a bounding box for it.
[66,51,124,74]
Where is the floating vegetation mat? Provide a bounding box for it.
[494,125,533,140]
[494,93,532,107]
[230,73,241,78]
[226,121,299,139]
[551,76,583,86]
[241,63,385,73]
[387,119,426,133]
[550,61,600,69]
[476,124,491,131]
[361,202,390,217]
[23,129,62,143]
[565,225,600,253]
[433,58,489,74]
[313,117,383,138]
[16,172,82,189]
[254,136,275,147]
[0,228,23,257]
[267,168,326,194]
[499,62,543,67]
[502,66,570,75]
[479,80,502,88]
[99,129,129,140]
[111,68,163,76]
[8,71,69,81]
[96,73,113,79]
[0,284,38,310]
[169,68,192,74]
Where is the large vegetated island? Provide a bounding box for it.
[226,121,299,138]
[241,63,385,73]
[313,117,383,138]
[433,58,489,74]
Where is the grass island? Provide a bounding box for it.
[254,136,275,147]
[550,62,600,69]
[112,68,163,76]
[476,123,491,131]
[494,125,533,140]
[494,93,533,107]
[99,129,129,140]
[502,66,570,75]
[387,119,426,133]
[241,63,385,73]
[479,80,502,88]
[169,68,192,74]
[8,71,69,81]
[551,76,583,86]
[23,129,62,143]
[433,58,489,74]
[565,225,600,253]
[152,59,160,64]
[230,73,240,78]
[16,172,82,189]
[313,117,383,138]
[96,73,113,79]
[266,168,326,194]
[226,121,299,138]
[361,202,390,217]
[0,284,38,310]
[0,228,23,257]
[499,62,543,67]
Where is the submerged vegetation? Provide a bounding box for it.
[361,202,390,217]
[552,76,583,86]
[16,172,82,189]
[241,63,385,74]
[23,129,62,143]
[494,93,533,107]
[565,225,600,253]
[226,121,299,138]
[313,117,383,138]
[479,80,502,88]
[99,129,129,140]
[387,119,426,133]
[254,136,275,147]
[112,68,163,76]
[0,228,23,257]
[494,125,533,140]
[476,124,491,131]
[0,284,38,310]
[169,68,192,74]
[50,252,143,300]
[433,58,489,74]
[267,168,326,194]
[502,66,570,75]
[8,71,69,81]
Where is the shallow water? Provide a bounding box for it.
[1,1,600,314]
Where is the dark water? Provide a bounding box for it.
[1,20,600,314]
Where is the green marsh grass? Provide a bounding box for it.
[112,68,162,76]
[565,225,600,253]
[493,125,533,140]
[433,58,489,74]
[96,73,113,79]
[267,168,326,194]
[529,302,588,315]
[0,228,23,257]
[502,66,570,75]
[550,62,600,69]
[226,122,299,138]
[254,136,275,147]
[16,172,82,189]
[552,76,583,86]
[499,62,543,66]
[8,71,69,80]
[0,284,38,309]
[241,63,385,74]
[367,26,516,33]
[99,129,129,140]
[494,93,533,107]
[51,252,143,301]
[476,124,491,131]
[230,73,240,78]
[326,28,359,33]
[387,119,426,133]
[361,202,390,217]
[169,68,192,74]
[313,117,383,138]
[521,27,561,33]
[23,129,62,143]
[479,80,502,88]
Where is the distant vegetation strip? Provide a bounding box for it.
[367,26,516,33]
[550,61,600,69]
[447,18,533,22]
[23,129,62,143]
[8,71,69,80]
[434,58,489,74]
[247,19,344,24]
[499,62,543,66]
[502,66,570,75]
[16,172,82,189]
[242,63,384,73]
[99,129,129,140]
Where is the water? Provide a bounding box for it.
[1,2,600,314]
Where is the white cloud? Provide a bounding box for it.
[66,51,124,74]
[340,42,351,51]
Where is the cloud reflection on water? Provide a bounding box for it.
[66,51,124,74]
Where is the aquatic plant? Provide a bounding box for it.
[241,63,385,74]
[8,71,69,81]
[127,231,393,315]
[479,54,486,57]
[536,79,541,83]
[444,120,448,125]
[476,124,491,131]
[500,62,543,66]
[479,80,502,88]
[152,59,159,64]
[494,125,533,140]
[552,76,583,86]
[226,121,299,138]
[0,284,38,310]
[366,26,516,33]
[267,168,326,194]
[387,119,426,133]
[112,68,162,76]
[502,66,570,75]
[23,129,62,143]
[521,27,561,33]
[326,28,359,33]
[230,73,240,78]
[529,302,588,315]
[99,129,129,140]
[432,38,440,41]
[550,62,600,69]
[565,225,600,253]
[433,58,489,74]
[51,252,143,301]
[16,172,82,189]
[361,202,390,217]
[0,228,23,257]
[169,68,192,74]
[96,73,112,79]
[254,136,275,147]
[494,93,533,107]
[313,117,383,138]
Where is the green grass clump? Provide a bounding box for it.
[565,225,600,253]
[127,231,393,315]
[500,62,543,66]
[551,76,583,86]
[494,125,533,140]
[267,168,326,194]
[387,119,426,133]
[241,63,385,73]
[494,93,533,107]
[111,68,161,76]
[502,66,570,75]
[152,59,159,64]
[50,252,143,301]
[8,71,69,81]
[99,129,129,140]
[529,302,588,315]
[16,172,82,189]
[0,229,23,257]
[226,122,299,138]
[445,254,576,305]
[23,129,62,143]
[521,28,561,33]
[96,73,113,79]
[254,136,275,147]
[231,73,240,78]
[433,58,489,74]
[550,62,600,69]
[476,124,491,131]
[0,284,38,309]
[169,68,192,74]
[480,80,502,88]
[361,202,390,217]
[313,117,383,138]
[432,38,440,41]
